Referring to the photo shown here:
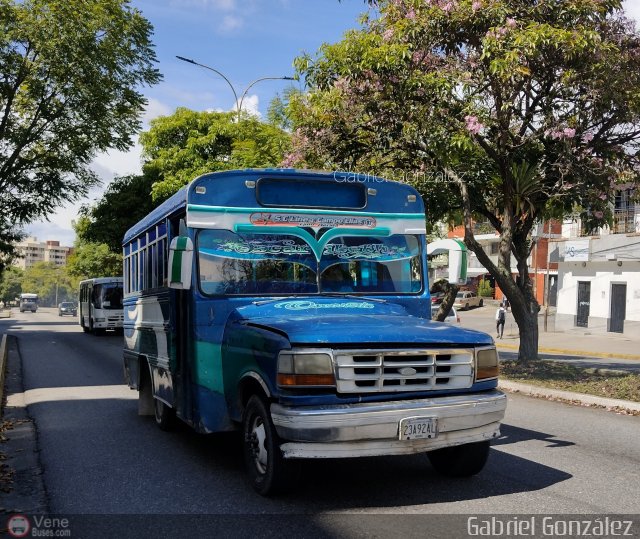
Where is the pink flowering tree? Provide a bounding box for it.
[286,0,640,361]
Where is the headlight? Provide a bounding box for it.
[277,351,335,388]
[476,347,499,380]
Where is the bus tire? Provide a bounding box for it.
[242,395,300,496]
[427,440,490,477]
[154,398,176,431]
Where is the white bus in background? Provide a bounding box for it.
[19,293,38,313]
[79,277,124,335]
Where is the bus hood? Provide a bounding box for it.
[231,298,493,346]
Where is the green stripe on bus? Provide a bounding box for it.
[170,249,183,283]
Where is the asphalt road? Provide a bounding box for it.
[2,308,640,535]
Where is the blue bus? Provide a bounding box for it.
[122,169,505,495]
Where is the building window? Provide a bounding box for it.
[613,189,637,234]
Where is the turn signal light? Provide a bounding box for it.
[277,373,336,387]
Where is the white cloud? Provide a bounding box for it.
[142,97,173,124]
[219,14,243,32]
[623,0,640,21]
[210,0,236,10]
[238,94,261,117]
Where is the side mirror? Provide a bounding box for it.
[168,236,194,290]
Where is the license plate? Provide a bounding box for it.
[399,417,438,440]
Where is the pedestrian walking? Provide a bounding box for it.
[501,296,510,311]
[495,305,506,339]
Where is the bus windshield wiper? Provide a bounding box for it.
[317,293,387,303]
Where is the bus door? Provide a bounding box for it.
[170,216,193,422]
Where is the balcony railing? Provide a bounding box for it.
[612,210,638,234]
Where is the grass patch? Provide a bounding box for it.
[500,360,640,403]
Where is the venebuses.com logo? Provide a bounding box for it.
[6,514,71,537]
[6,514,30,538]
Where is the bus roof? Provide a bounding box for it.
[20,293,38,298]
[79,277,123,285]
[123,168,425,245]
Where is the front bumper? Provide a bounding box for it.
[271,390,506,459]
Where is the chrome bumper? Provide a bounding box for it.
[271,390,507,459]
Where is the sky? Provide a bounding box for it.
[25,0,370,246]
[25,0,640,247]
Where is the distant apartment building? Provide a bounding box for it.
[13,237,72,270]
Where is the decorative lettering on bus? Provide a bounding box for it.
[250,212,376,229]
[323,243,407,260]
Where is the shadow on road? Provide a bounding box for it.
[178,421,573,509]
[494,423,575,448]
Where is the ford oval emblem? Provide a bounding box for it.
[399,367,417,376]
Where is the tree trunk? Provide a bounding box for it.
[431,279,458,322]
[449,168,540,362]
[508,284,539,363]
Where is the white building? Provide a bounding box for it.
[13,237,72,270]
[554,191,640,336]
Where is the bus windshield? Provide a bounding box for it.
[197,230,423,296]
[92,283,123,310]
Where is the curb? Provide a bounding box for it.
[0,334,49,514]
[0,334,7,407]
[496,342,640,361]
[499,380,640,413]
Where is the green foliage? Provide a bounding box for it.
[0,265,22,304]
[0,0,161,233]
[66,241,122,281]
[20,262,76,306]
[0,222,24,275]
[140,108,292,201]
[79,174,157,252]
[477,279,494,298]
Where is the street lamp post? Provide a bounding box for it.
[176,56,294,122]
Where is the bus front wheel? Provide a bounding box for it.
[427,440,490,477]
[154,398,176,431]
[242,395,300,496]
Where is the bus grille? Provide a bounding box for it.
[334,348,475,393]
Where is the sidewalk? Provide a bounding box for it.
[496,330,640,361]
[463,300,640,361]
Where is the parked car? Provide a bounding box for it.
[430,292,445,305]
[431,305,460,324]
[453,290,483,310]
[58,302,77,317]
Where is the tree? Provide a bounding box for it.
[0,265,22,304]
[21,262,75,306]
[287,0,640,361]
[66,216,122,279]
[0,0,161,233]
[79,173,157,252]
[66,241,122,280]
[0,220,23,276]
[141,108,292,200]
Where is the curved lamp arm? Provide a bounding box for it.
[176,56,240,117]
[238,76,295,119]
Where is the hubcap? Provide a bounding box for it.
[248,416,268,474]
